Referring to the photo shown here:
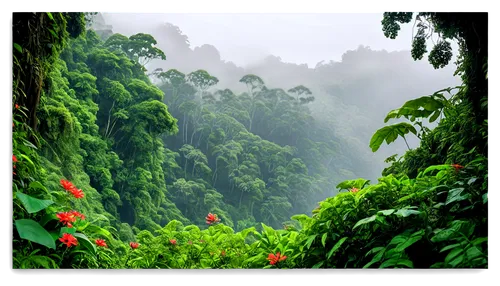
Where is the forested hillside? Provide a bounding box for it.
[12,12,487,269]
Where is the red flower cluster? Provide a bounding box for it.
[267,252,287,265]
[56,210,85,228]
[60,179,85,199]
[350,187,360,193]
[170,239,177,245]
[130,242,139,249]
[95,239,107,248]
[59,233,78,248]
[205,213,221,225]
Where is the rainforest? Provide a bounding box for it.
[12,12,488,269]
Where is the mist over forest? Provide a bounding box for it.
[12,12,486,270]
[99,12,460,183]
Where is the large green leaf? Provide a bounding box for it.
[394,208,421,217]
[15,191,54,214]
[369,122,417,152]
[73,233,97,255]
[445,188,470,205]
[403,95,444,112]
[15,219,56,249]
[353,214,378,229]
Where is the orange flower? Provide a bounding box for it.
[350,187,359,193]
[95,239,107,248]
[267,252,287,265]
[451,164,464,172]
[221,250,226,257]
[205,213,221,225]
[59,233,78,248]
[130,242,139,249]
[170,239,177,245]
[56,212,77,228]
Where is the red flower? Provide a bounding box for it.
[95,239,107,248]
[205,213,221,225]
[267,252,287,265]
[60,179,85,198]
[130,242,139,249]
[56,212,77,228]
[70,210,85,220]
[170,239,177,245]
[70,188,85,199]
[59,233,78,248]
[15,104,19,109]
[221,250,226,257]
[451,164,464,172]
[13,155,18,163]
[350,187,359,193]
[60,179,75,192]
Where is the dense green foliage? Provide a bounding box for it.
[12,12,487,269]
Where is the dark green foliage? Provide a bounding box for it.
[12,12,486,269]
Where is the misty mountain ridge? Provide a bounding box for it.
[95,14,461,181]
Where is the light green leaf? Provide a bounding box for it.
[422,164,452,176]
[14,43,22,53]
[321,233,327,247]
[15,191,54,214]
[378,209,395,216]
[394,208,421,217]
[353,214,378,229]
[369,122,417,152]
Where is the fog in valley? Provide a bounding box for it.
[89,9,460,223]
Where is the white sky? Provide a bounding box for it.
[103,13,421,67]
